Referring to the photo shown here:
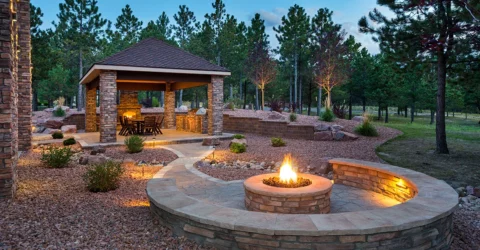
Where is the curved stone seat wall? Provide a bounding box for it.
[147,158,458,250]
[331,159,418,203]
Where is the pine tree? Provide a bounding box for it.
[115,4,143,46]
[359,0,480,153]
[140,12,176,45]
[274,5,310,112]
[54,0,108,111]
[205,0,226,65]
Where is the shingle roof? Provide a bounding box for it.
[97,38,229,72]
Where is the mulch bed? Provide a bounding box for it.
[0,148,209,249]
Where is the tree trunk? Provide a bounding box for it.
[179,90,183,107]
[160,91,164,107]
[261,87,265,111]
[289,74,293,108]
[294,51,298,105]
[255,86,259,110]
[410,102,415,123]
[435,51,449,154]
[405,106,408,118]
[326,90,331,110]
[430,110,435,125]
[317,88,322,116]
[77,50,83,111]
[243,80,247,109]
[362,98,366,112]
[348,93,353,120]
[385,106,389,123]
[229,83,233,100]
[378,104,381,120]
[298,76,302,114]
[397,107,400,116]
[32,88,38,111]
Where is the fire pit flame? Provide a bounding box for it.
[279,154,297,184]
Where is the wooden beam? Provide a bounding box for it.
[117,79,166,84]
[117,71,211,83]
[171,82,209,91]
[117,82,166,91]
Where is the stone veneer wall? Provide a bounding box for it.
[244,189,330,214]
[17,1,32,151]
[223,115,315,140]
[150,204,453,250]
[332,163,417,203]
[176,114,208,134]
[0,0,31,199]
[208,76,223,135]
[99,71,117,143]
[117,91,141,119]
[164,83,175,129]
[85,87,97,132]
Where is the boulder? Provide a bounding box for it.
[196,107,207,115]
[32,126,46,133]
[309,158,333,175]
[267,111,286,121]
[467,186,474,196]
[45,120,64,129]
[474,187,480,198]
[61,125,77,134]
[43,128,61,134]
[202,138,220,146]
[314,131,332,141]
[314,124,331,132]
[90,146,106,155]
[79,154,111,165]
[333,131,358,141]
[352,116,365,123]
[177,105,188,112]
[230,138,247,146]
[331,124,345,132]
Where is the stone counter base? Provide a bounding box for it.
[150,203,453,250]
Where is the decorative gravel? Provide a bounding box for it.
[452,208,480,249]
[0,148,209,249]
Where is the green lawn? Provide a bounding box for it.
[373,114,480,187]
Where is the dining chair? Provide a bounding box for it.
[143,116,157,135]
[123,116,136,135]
[155,116,164,135]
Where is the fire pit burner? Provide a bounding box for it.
[262,176,312,188]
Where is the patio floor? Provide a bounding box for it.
[33,129,233,149]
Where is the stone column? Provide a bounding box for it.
[99,71,117,143]
[85,85,97,132]
[208,76,224,135]
[17,0,32,151]
[0,0,19,199]
[164,83,175,129]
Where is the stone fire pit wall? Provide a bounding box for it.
[147,158,458,250]
[244,173,332,214]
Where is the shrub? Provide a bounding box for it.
[124,135,145,153]
[52,131,64,139]
[141,98,152,108]
[41,146,73,168]
[333,104,346,119]
[83,160,125,192]
[270,100,283,113]
[271,137,286,147]
[233,134,245,139]
[63,138,76,146]
[289,112,297,122]
[53,107,66,117]
[152,97,160,107]
[320,107,335,122]
[355,115,378,137]
[230,142,246,153]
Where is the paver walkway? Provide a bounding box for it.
[159,143,400,213]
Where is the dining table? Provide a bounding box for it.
[130,118,145,135]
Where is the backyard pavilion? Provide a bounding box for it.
[80,38,230,143]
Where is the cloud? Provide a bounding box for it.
[253,8,287,27]
[341,21,380,54]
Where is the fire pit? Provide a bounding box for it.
[244,154,332,214]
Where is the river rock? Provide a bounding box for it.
[196,108,207,115]
[331,124,345,132]
[333,131,358,141]
[267,111,286,121]
[314,124,331,132]
[90,146,106,155]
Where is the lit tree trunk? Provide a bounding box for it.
[255,86,259,110]
[317,88,322,116]
[77,49,83,111]
[261,86,265,111]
